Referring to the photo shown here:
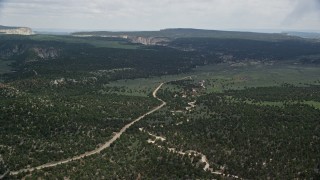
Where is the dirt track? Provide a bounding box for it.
[10,83,166,176]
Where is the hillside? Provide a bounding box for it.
[0,33,320,179]
[72,28,300,45]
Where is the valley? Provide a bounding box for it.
[0,29,319,179]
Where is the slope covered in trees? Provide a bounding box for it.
[0,33,319,179]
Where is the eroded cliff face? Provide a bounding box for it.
[0,45,26,59]
[127,36,170,45]
[0,27,33,35]
[73,33,171,46]
[0,45,60,62]
[31,47,59,60]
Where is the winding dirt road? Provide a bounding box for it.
[10,83,166,176]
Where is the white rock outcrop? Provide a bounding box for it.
[0,27,33,35]
[128,36,170,45]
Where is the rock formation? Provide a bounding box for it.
[0,26,33,35]
[127,36,170,45]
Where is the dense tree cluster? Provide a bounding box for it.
[170,38,320,63]
[14,132,216,179]
[0,83,158,171]
[139,80,320,179]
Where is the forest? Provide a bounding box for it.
[0,33,319,179]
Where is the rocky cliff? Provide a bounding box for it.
[73,33,171,46]
[0,44,60,62]
[31,47,59,60]
[0,26,33,35]
[127,36,170,45]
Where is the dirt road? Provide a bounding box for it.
[10,83,166,176]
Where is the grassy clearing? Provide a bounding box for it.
[225,96,285,107]
[226,95,320,109]
[29,35,139,49]
[303,101,320,110]
[246,100,320,110]
[105,74,192,96]
[107,63,320,96]
[191,63,320,92]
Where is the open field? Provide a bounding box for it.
[29,35,140,49]
[107,62,320,96]
[0,34,139,49]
